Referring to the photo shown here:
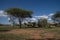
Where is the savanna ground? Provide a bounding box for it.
[0,26,60,40]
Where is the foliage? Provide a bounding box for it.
[5,8,33,18]
[52,11,60,24]
[32,22,36,27]
[38,18,48,27]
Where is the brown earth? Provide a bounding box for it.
[1,28,60,39]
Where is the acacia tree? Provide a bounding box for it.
[52,11,60,24]
[5,8,33,28]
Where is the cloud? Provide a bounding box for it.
[8,17,10,20]
[0,10,7,17]
[34,15,48,19]
[48,13,54,16]
[22,18,37,24]
[48,18,51,20]
[33,13,54,22]
[48,13,54,21]
[31,18,36,21]
[30,18,37,22]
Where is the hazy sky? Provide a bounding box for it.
[0,0,60,24]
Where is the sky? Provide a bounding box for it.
[0,0,60,24]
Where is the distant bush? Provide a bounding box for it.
[37,18,48,28]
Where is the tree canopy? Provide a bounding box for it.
[5,8,33,18]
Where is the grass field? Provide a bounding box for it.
[0,26,60,40]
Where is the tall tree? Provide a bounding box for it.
[5,8,33,28]
[51,11,60,24]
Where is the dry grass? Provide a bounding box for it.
[0,27,60,40]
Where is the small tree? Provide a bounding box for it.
[52,11,60,26]
[38,18,48,27]
[38,19,41,27]
[52,11,60,23]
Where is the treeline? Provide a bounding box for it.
[23,18,59,28]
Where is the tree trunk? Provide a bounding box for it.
[12,21,15,28]
[19,18,22,28]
